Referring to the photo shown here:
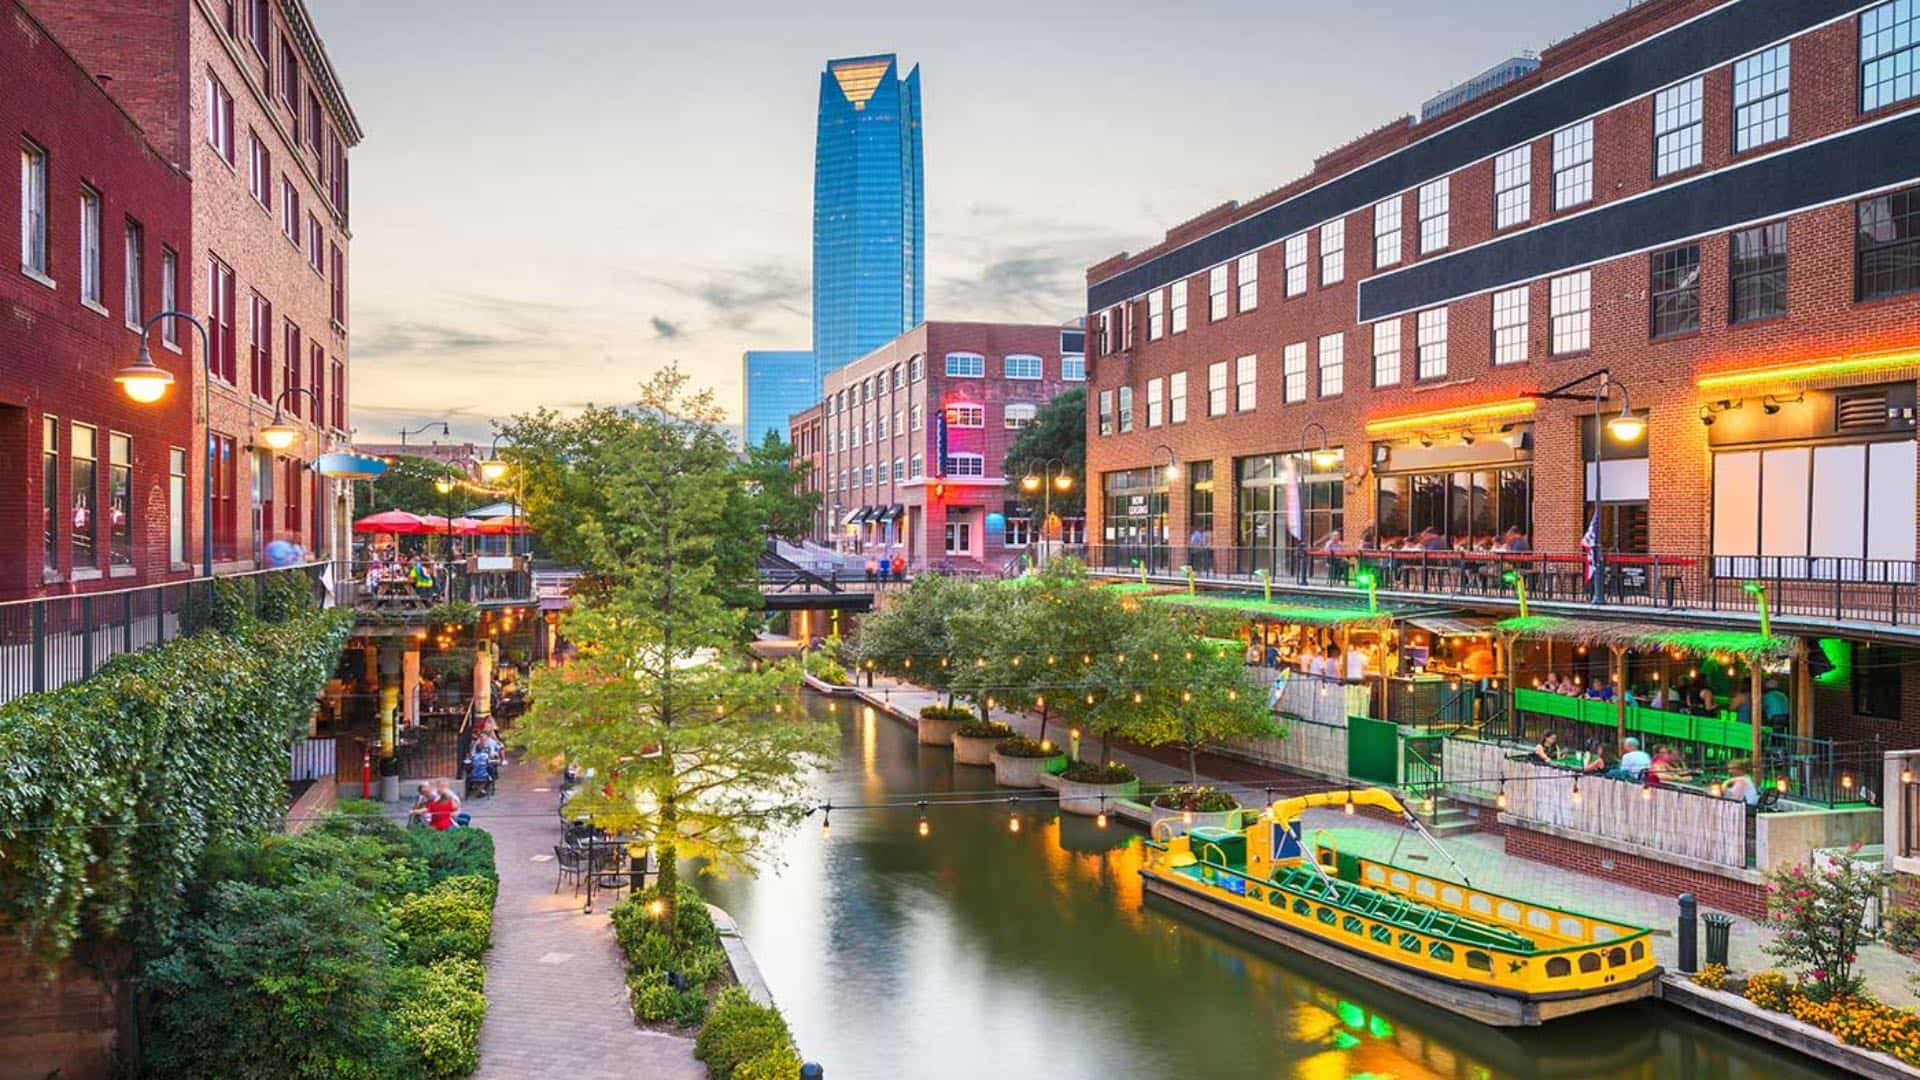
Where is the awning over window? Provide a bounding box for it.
[843,507,869,526]
[882,504,906,521]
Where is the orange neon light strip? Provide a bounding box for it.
[1696,349,1920,391]
[1363,398,1536,437]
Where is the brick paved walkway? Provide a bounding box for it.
[470,757,701,1080]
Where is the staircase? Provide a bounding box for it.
[1407,794,1479,838]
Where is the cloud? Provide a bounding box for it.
[929,212,1135,323]
[649,316,683,340]
[354,320,541,359]
[627,260,810,332]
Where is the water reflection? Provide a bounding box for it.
[694,694,1842,1080]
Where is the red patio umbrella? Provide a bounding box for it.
[450,517,484,535]
[415,514,451,531]
[473,516,531,535]
[353,510,431,535]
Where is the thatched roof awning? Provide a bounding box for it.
[1100,582,1170,595]
[1144,592,1394,629]
[1493,615,1802,662]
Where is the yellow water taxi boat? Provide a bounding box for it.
[1141,788,1660,1027]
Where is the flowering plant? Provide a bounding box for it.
[1761,847,1889,1001]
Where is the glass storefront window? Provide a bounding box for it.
[1235,449,1344,575]
[1101,468,1169,569]
[70,424,97,571]
[1188,462,1215,571]
[109,433,132,567]
[1376,466,1532,549]
[42,416,58,575]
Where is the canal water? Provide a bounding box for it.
[695,694,1842,1079]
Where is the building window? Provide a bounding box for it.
[41,416,57,575]
[1550,271,1591,354]
[1552,120,1593,209]
[1374,196,1402,268]
[160,248,178,345]
[1417,178,1449,254]
[1147,290,1165,340]
[1319,218,1345,285]
[1580,413,1650,554]
[79,187,102,307]
[207,255,236,382]
[1651,244,1702,338]
[945,403,983,428]
[1730,221,1788,323]
[21,140,48,276]
[1654,77,1704,176]
[1096,310,1112,355]
[1146,377,1164,428]
[910,453,923,477]
[1169,371,1187,423]
[1733,44,1791,152]
[1378,466,1531,550]
[1492,286,1529,365]
[1858,185,1920,300]
[1171,280,1189,333]
[1003,510,1030,549]
[1208,361,1228,417]
[123,220,143,326]
[1122,301,1135,349]
[1098,390,1113,436]
[1005,402,1037,429]
[1209,264,1228,320]
[909,403,922,430]
[70,423,97,571]
[248,132,271,207]
[283,321,302,416]
[1118,386,1133,433]
[1284,233,1308,296]
[329,359,345,430]
[1372,319,1402,387]
[205,71,234,163]
[863,463,874,486]
[1711,438,1917,580]
[1863,0,1920,112]
[210,433,236,561]
[1239,451,1346,572]
[168,446,186,566]
[1100,468,1168,559]
[893,459,905,482]
[1281,342,1308,403]
[944,453,984,478]
[945,510,973,554]
[307,214,323,271]
[281,178,300,244]
[1235,354,1257,411]
[108,433,132,568]
[1061,354,1085,381]
[249,292,273,399]
[891,364,902,390]
[329,243,345,324]
[1188,461,1215,555]
[1415,307,1448,379]
[1494,145,1531,229]
[247,0,269,58]
[1236,252,1259,310]
[945,352,984,377]
[909,354,923,381]
[1317,333,1344,398]
[1002,353,1042,380]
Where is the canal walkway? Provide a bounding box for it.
[470,757,702,1080]
[848,671,1920,1009]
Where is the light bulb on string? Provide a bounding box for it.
[1640,783,1651,801]
[917,800,930,838]
[903,657,912,669]
[1495,784,1507,810]
[1133,692,1142,703]
[1904,765,1914,785]
[1182,809,1194,825]
[1007,798,1021,834]
[1096,796,1108,829]
[1776,778,1789,793]
[1012,656,1021,667]
[1422,794,1435,815]
[1343,790,1355,815]
[1182,690,1192,703]
[1570,780,1582,805]
[820,804,832,839]
[1709,780,1723,798]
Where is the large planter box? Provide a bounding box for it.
[992,750,1065,788]
[1146,805,1242,837]
[1058,776,1139,816]
[916,711,967,746]
[952,732,1002,766]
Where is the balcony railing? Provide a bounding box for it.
[337,557,534,613]
[1085,544,1920,627]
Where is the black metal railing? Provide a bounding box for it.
[338,557,533,611]
[1086,544,1920,626]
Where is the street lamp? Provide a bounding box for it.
[259,386,324,554]
[477,432,521,560]
[1153,443,1177,574]
[116,310,212,577]
[1528,369,1643,604]
[1301,421,1340,470]
[397,420,450,448]
[1017,456,1074,567]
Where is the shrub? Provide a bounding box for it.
[388,959,487,1079]
[695,986,796,1080]
[803,649,849,686]
[1782,994,1920,1063]
[734,1046,805,1080]
[1762,848,1888,1001]
[227,827,428,910]
[407,826,499,890]
[430,873,499,911]
[1744,970,1790,1010]
[258,568,319,623]
[995,735,1058,758]
[1152,785,1240,813]
[1691,962,1727,990]
[1060,760,1136,784]
[612,884,729,1029]
[1884,904,1920,956]
[955,719,1013,739]
[629,972,710,1027]
[389,888,492,966]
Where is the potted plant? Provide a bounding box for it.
[915,704,969,747]
[1057,759,1138,817]
[951,718,1013,766]
[991,734,1065,788]
[1149,785,1242,835]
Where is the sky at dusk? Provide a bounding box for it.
[322,0,1630,444]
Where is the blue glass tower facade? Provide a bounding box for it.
[741,349,817,446]
[813,54,923,378]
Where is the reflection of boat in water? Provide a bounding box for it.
[1141,788,1660,1027]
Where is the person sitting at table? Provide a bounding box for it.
[363,560,384,595]
[1762,679,1792,731]
[1616,737,1653,780]
[1695,684,1717,715]
[1723,760,1760,807]
[1646,683,1668,710]
[1416,526,1448,551]
[1539,672,1562,694]
[1529,730,1561,766]
[1580,738,1610,774]
[1729,688,1753,728]
[423,780,461,831]
[1585,683,1614,702]
[408,557,435,597]
[1650,743,1692,784]
[1559,677,1584,698]
[1501,527,1532,553]
[1344,643,1368,683]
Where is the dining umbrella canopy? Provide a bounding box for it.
[353,510,432,535]
[450,517,484,535]
[474,516,531,536]
[415,514,451,531]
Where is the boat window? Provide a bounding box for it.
[1468,895,1492,915]
[1414,880,1437,899]
[1465,950,1492,972]
[1365,866,1387,884]
[1317,906,1337,926]
[1497,902,1521,923]
[1371,925,1394,944]
[1558,917,1585,940]
[1545,956,1572,978]
[1441,886,1464,907]
[1390,872,1411,891]
[1342,915,1365,935]
[1578,952,1602,973]
[1293,899,1312,917]
[1526,910,1553,931]
[1607,947,1628,968]
[1630,940,1645,960]
[1399,932,1422,952]
[1427,942,1455,963]
[1591,925,1618,941]
[1269,889,1287,908]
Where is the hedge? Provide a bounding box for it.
[613,883,725,1028]
[694,986,798,1080]
[0,595,353,963]
[389,958,487,1080]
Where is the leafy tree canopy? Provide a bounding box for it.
[354,454,464,518]
[740,430,821,542]
[1003,386,1086,520]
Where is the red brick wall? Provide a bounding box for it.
[0,936,130,1080]
[0,2,194,600]
[1485,817,1769,917]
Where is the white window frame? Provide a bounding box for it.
[1061,354,1085,381]
[909,354,923,381]
[910,403,922,430]
[1282,342,1308,403]
[1236,252,1258,311]
[1004,402,1038,429]
[1147,290,1165,340]
[1098,390,1113,436]
[123,219,143,327]
[1417,178,1449,254]
[160,248,178,346]
[1319,218,1345,285]
[1494,145,1531,229]
[1318,333,1344,398]
[21,140,48,277]
[1550,270,1592,355]
[79,187,102,308]
[1374,196,1402,268]
[204,72,234,163]
[1169,371,1187,423]
[945,403,985,428]
[1653,76,1704,177]
[1004,353,1042,380]
[1146,377,1164,428]
[1284,233,1308,296]
[1171,280,1189,334]
[1208,265,1228,321]
[1117,386,1133,433]
[1372,319,1401,388]
[1415,307,1448,380]
[1552,120,1593,210]
[945,352,985,378]
[1733,44,1790,152]
[1207,361,1228,417]
[1235,354,1257,412]
[1492,286,1529,365]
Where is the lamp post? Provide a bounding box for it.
[1528,369,1643,604]
[477,433,518,560]
[115,310,212,578]
[259,386,323,558]
[1018,456,1074,568]
[397,420,450,449]
[1152,443,1177,575]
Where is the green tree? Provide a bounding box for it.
[354,454,459,517]
[1109,613,1270,784]
[854,573,979,705]
[1003,386,1086,522]
[952,561,1134,745]
[1762,849,1889,1000]
[739,430,820,542]
[508,368,836,932]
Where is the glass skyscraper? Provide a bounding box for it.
[741,349,816,446]
[813,54,923,378]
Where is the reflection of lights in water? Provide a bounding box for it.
[861,709,876,783]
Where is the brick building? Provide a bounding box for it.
[32,0,362,569]
[788,403,826,540]
[803,321,1084,571]
[1084,0,1920,896]
[0,1,195,600]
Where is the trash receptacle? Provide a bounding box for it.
[1704,912,1735,968]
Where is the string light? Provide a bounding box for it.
[1008,798,1021,833]
[917,800,929,838]
[820,804,832,838]
[1709,781,1723,798]
[1570,780,1582,805]
[1640,784,1651,801]
[1422,794,1435,815]
[1182,809,1194,825]
[903,657,912,669]
[1343,789,1355,816]
[1182,690,1193,703]
[1096,796,1108,829]
[1495,784,1507,810]
[1133,691,1142,703]
[1904,765,1914,785]
[1776,778,1789,793]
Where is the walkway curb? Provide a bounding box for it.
[708,904,776,1008]
[1660,976,1920,1080]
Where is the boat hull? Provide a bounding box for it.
[1141,872,1659,1027]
